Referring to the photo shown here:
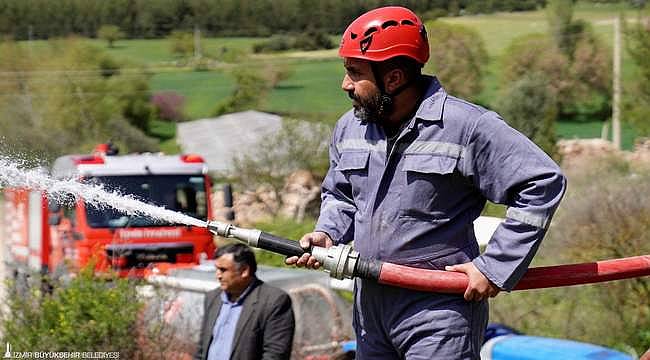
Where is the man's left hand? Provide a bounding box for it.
[445,262,500,301]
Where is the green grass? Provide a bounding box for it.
[263,58,348,120]
[149,69,234,119]
[148,119,181,154]
[556,119,637,149]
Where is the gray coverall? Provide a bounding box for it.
[314,76,567,359]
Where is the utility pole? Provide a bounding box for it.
[612,16,622,149]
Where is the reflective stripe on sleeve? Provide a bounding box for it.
[506,207,549,229]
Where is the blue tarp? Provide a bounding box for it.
[486,336,633,360]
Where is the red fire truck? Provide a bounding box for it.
[2,144,216,279]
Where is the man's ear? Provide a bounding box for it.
[240,264,251,279]
[384,68,406,94]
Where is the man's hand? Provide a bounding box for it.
[445,262,501,301]
[285,231,333,269]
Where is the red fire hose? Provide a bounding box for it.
[379,255,650,293]
[206,221,650,293]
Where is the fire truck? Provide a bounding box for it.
[2,143,216,279]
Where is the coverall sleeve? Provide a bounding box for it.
[314,124,357,245]
[461,111,567,291]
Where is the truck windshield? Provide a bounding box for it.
[85,175,208,228]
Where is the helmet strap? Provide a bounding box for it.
[370,62,414,117]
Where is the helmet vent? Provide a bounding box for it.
[364,27,378,37]
[350,32,357,39]
[401,19,415,26]
[381,20,398,29]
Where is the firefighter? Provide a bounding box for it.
[286,6,566,359]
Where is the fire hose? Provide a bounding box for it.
[206,220,650,293]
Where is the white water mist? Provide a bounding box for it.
[0,156,207,228]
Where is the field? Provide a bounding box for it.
[22,2,641,149]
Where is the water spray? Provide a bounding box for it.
[206,220,650,293]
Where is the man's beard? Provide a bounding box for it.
[348,90,392,124]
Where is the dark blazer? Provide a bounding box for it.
[194,279,295,360]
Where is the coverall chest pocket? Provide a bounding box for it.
[336,150,370,207]
[400,154,458,218]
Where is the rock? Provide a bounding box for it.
[211,170,321,226]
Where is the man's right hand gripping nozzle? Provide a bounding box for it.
[285,231,333,269]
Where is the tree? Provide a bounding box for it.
[546,0,579,57]
[97,25,124,48]
[543,0,612,120]
[496,73,558,157]
[424,21,488,101]
[231,118,331,208]
[625,15,650,136]
[213,66,268,116]
[500,34,572,104]
[169,30,194,59]
[0,38,159,160]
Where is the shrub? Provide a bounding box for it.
[496,72,558,157]
[169,31,194,59]
[424,21,488,101]
[625,16,650,137]
[293,30,335,51]
[252,31,334,54]
[151,91,186,122]
[491,160,650,356]
[97,25,124,48]
[500,34,572,106]
[213,66,268,115]
[231,118,331,198]
[253,35,294,53]
[1,267,142,356]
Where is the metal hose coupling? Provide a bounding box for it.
[311,245,360,280]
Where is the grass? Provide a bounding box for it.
[149,119,181,154]
[556,119,638,149]
[149,69,234,119]
[97,37,258,65]
[263,58,348,120]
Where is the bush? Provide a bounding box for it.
[491,160,650,356]
[231,118,331,197]
[293,30,335,51]
[625,16,650,137]
[424,21,488,101]
[169,31,194,59]
[500,34,572,107]
[213,66,268,115]
[97,25,124,48]
[496,72,558,157]
[151,91,186,122]
[1,267,142,356]
[252,31,334,54]
[253,35,294,53]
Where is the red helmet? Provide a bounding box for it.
[339,6,430,64]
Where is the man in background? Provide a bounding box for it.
[196,243,294,360]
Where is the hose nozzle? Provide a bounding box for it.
[206,220,262,247]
